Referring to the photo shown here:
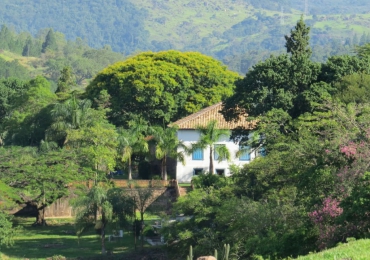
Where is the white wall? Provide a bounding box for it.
[176,129,255,183]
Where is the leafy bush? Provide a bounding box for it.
[192,173,231,189]
[142,226,157,237]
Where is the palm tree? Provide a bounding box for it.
[152,126,187,180]
[47,93,93,146]
[71,184,113,255]
[117,127,149,180]
[191,120,231,174]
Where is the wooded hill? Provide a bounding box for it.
[0,25,124,89]
[2,0,370,73]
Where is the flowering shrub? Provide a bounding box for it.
[309,197,343,249]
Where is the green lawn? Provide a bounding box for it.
[294,239,370,260]
[178,183,191,187]
[0,218,140,260]
[135,212,161,221]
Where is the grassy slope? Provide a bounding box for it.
[294,239,370,260]
[0,50,45,76]
[133,0,370,53]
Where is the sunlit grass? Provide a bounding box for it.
[1,217,138,260]
[294,239,370,260]
[0,50,42,73]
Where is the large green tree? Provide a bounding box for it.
[65,117,118,182]
[86,50,239,126]
[0,78,28,132]
[2,76,56,146]
[222,18,321,121]
[47,94,94,146]
[0,146,80,225]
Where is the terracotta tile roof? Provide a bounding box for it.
[171,102,254,130]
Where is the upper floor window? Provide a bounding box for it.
[192,148,203,160]
[214,144,226,161]
[239,145,251,161]
[257,147,266,157]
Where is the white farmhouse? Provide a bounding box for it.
[172,102,255,183]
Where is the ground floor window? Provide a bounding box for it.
[215,169,225,176]
[193,168,204,176]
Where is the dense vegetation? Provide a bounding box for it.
[161,18,370,259]
[2,13,370,259]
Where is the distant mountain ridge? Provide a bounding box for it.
[2,0,370,73]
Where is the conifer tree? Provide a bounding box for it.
[284,16,312,59]
[0,25,12,50]
[41,29,57,53]
[22,37,32,57]
[56,66,75,93]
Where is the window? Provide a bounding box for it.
[215,169,225,176]
[214,144,226,161]
[193,168,203,176]
[192,148,203,160]
[239,145,251,161]
[257,147,266,157]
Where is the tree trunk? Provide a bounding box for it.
[162,157,167,181]
[101,223,106,255]
[34,206,47,226]
[209,145,214,174]
[133,204,137,251]
[94,203,98,222]
[128,158,132,180]
[140,211,144,249]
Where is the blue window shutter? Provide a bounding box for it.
[258,147,266,157]
[239,145,250,161]
[192,148,203,160]
[214,144,221,160]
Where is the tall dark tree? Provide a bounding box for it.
[56,66,75,94]
[22,37,32,57]
[284,16,312,58]
[222,18,320,122]
[41,29,58,53]
[0,25,13,50]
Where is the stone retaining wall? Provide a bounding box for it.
[44,181,177,218]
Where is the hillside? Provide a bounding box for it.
[2,0,370,73]
[0,50,44,76]
[295,239,370,260]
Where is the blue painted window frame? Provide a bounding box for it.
[258,147,266,157]
[239,145,251,161]
[214,144,225,161]
[192,148,203,160]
